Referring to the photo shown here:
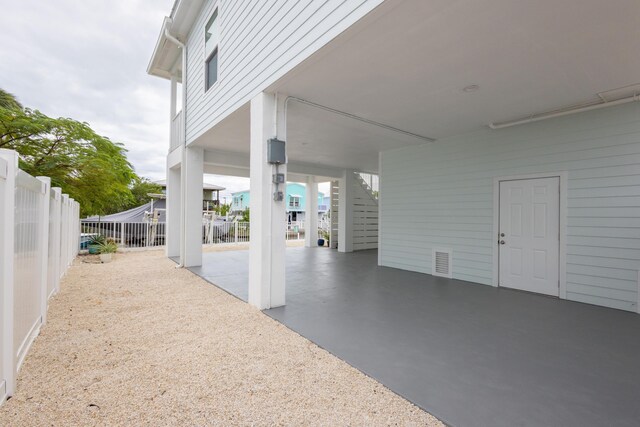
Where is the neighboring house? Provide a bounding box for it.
[147,0,640,315]
[154,179,224,211]
[231,183,328,222]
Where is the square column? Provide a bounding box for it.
[180,146,203,267]
[166,162,181,258]
[304,177,318,248]
[248,92,287,309]
[338,169,355,253]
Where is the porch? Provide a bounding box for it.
[189,246,640,427]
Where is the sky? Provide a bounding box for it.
[0,0,251,200]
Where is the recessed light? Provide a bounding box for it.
[463,84,479,93]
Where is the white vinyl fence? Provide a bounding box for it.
[0,149,80,405]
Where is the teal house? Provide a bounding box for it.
[231,183,327,222]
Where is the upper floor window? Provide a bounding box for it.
[289,196,300,208]
[205,9,219,91]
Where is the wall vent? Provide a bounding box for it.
[432,249,452,278]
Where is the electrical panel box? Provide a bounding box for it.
[273,191,284,201]
[272,173,285,184]
[267,138,286,164]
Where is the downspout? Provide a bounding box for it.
[164,19,188,267]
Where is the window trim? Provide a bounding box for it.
[205,47,219,92]
[204,7,219,93]
[289,195,301,208]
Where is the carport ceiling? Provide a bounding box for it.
[271,0,640,136]
[197,0,640,172]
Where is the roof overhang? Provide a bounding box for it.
[147,0,205,81]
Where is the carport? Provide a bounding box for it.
[188,246,640,427]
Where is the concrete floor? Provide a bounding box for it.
[189,246,640,427]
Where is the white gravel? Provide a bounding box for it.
[0,249,442,426]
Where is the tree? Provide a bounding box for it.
[0,88,137,216]
[215,202,231,216]
[241,208,250,222]
[129,177,163,209]
[0,89,22,110]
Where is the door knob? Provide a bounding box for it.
[499,240,506,245]
[500,233,505,237]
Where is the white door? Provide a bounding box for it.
[499,177,559,296]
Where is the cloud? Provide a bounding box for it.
[0,0,172,180]
[0,1,328,200]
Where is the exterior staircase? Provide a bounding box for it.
[328,173,379,251]
[352,172,378,250]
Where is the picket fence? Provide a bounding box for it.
[0,149,80,405]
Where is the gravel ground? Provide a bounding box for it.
[0,250,442,426]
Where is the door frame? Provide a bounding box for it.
[492,172,568,299]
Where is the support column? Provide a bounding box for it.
[36,177,51,325]
[338,169,354,253]
[166,163,181,258]
[170,74,178,120]
[50,188,62,294]
[304,177,318,248]
[248,92,287,309]
[180,146,203,267]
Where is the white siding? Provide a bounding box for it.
[380,103,640,312]
[353,175,378,250]
[184,0,383,143]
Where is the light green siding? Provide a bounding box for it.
[232,183,326,213]
[380,103,640,312]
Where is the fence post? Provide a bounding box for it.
[235,221,238,244]
[0,149,18,398]
[60,194,69,274]
[68,198,75,267]
[36,177,51,325]
[50,188,62,294]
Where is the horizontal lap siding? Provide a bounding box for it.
[352,178,378,250]
[380,103,640,312]
[185,0,383,143]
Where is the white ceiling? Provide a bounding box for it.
[195,0,640,173]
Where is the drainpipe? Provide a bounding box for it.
[489,94,640,129]
[164,19,189,268]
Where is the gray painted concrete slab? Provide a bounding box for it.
[189,247,640,427]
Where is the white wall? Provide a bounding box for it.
[184,0,383,144]
[380,103,640,312]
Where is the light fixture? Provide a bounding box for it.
[462,84,479,93]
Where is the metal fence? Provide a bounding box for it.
[1,149,80,405]
[80,221,167,249]
[80,220,311,250]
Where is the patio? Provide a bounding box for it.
[190,246,640,427]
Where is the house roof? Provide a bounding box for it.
[147,0,205,81]
[85,199,167,222]
[154,179,225,191]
